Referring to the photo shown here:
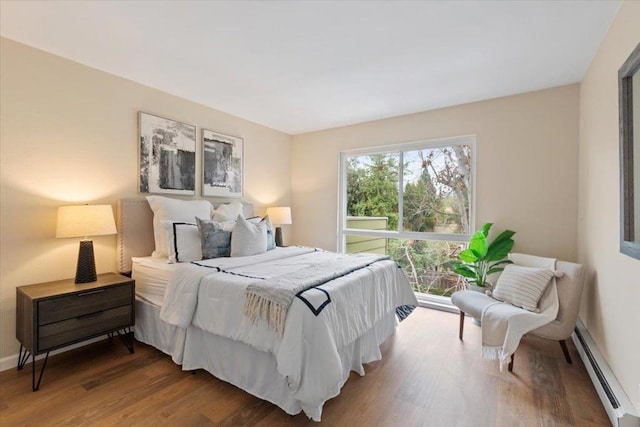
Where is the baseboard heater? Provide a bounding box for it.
[572,320,639,427]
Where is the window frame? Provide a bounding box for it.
[337,134,477,254]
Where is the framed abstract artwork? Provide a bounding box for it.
[138,112,196,195]
[202,129,243,198]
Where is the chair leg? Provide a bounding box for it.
[559,339,572,364]
[458,311,465,340]
[508,353,514,372]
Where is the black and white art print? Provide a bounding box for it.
[139,112,196,195]
[202,129,243,198]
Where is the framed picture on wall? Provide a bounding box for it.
[202,129,243,198]
[138,112,196,195]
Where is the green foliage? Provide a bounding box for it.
[402,166,438,232]
[451,223,516,287]
[386,238,466,296]
[347,154,399,229]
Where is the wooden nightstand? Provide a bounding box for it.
[16,272,135,391]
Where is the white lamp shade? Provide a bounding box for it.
[266,206,292,225]
[56,205,117,238]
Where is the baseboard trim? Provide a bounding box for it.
[0,336,108,372]
[572,319,639,427]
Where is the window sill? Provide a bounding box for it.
[415,292,459,314]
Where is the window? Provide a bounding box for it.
[339,136,475,301]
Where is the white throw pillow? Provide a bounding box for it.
[230,215,267,257]
[161,221,202,263]
[147,196,212,258]
[212,201,244,222]
[247,215,275,250]
[492,264,554,312]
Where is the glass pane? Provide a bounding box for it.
[346,236,467,297]
[346,153,399,231]
[402,145,472,234]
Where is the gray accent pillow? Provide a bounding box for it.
[231,215,267,257]
[196,217,232,259]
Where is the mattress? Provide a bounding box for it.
[131,257,186,363]
[131,256,177,306]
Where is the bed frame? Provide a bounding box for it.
[114,198,314,417]
[114,197,403,421]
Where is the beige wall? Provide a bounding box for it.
[292,85,580,263]
[3,5,638,407]
[0,38,292,359]
[578,0,640,411]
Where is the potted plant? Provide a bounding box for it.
[451,223,516,291]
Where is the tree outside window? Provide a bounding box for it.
[341,136,474,297]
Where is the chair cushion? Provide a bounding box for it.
[451,290,498,319]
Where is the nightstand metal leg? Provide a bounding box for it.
[117,327,135,354]
[17,344,30,371]
[31,351,49,391]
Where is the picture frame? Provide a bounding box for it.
[619,43,640,260]
[138,112,196,195]
[202,129,243,198]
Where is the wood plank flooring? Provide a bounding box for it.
[0,308,610,426]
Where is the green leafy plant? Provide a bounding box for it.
[451,223,516,288]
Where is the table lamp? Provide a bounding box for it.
[56,204,117,283]
[266,207,292,247]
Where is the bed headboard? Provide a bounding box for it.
[116,198,254,274]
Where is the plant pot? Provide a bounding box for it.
[467,284,491,294]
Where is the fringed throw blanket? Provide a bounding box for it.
[243,253,390,335]
[481,253,561,370]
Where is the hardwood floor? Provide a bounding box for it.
[0,308,610,426]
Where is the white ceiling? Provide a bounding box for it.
[0,1,620,135]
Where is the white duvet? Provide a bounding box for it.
[160,246,418,420]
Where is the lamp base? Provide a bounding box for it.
[75,240,97,283]
[275,227,284,247]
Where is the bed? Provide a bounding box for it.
[116,198,418,421]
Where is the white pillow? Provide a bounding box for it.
[231,215,267,257]
[492,264,554,312]
[212,201,244,222]
[147,196,212,258]
[161,221,202,263]
[247,215,275,250]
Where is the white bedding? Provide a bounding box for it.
[159,246,418,421]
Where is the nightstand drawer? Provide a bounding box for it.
[38,283,133,325]
[38,304,133,351]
